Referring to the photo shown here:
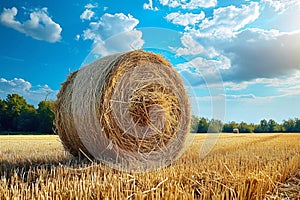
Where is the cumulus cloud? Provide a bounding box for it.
[177,55,230,86]
[0,7,62,43]
[80,9,95,21]
[171,1,300,87]
[0,78,57,106]
[172,33,205,56]
[143,0,158,11]
[261,0,300,13]
[80,3,97,21]
[168,2,261,57]
[159,0,217,9]
[83,13,144,56]
[178,55,231,72]
[168,2,261,62]
[0,78,31,92]
[261,0,286,13]
[220,29,300,82]
[177,28,300,100]
[198,2,260,38]
[171,2,300,99]
[85,3,97,9]
[166,11,205,26]
[256,0,300,32]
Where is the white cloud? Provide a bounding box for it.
[0,78,57,106]
[177,28,300,89]
[85,3,97,9]
[80,3,98,21]
[159,0,217,9]
[220,29,300,82]
[166,11,205,26]
[178,56,231,72]
[173,7,300,84]
[172,11,300,92]
[75,34,80,40]
[172,33,204,56]
[215,68,300,112]
[80,9,95,21]
[261,0,286,13]
[0,78,31,92]
[254,0,300,32]
[0,7,62,43]
[261,0,300,13]
[143,0,159,11]
[257,72,300,97]
[224,81,249,91]
[83,13,144,56]
[177,55,230,86]
[199,2,260,38]
[226,94,256,100]
[220,52,300,107]
[167,2,261,56]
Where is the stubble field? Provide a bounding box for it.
[0,133,299,199]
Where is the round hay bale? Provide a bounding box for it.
[55,50,190,171]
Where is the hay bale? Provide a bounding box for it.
[55,50,190,171]
[233,128,239,134]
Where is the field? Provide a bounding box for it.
[0,134,300,199]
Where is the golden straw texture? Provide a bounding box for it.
[55,50,190,171]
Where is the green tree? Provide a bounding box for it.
[197,117,209,133]
[254,125,261,133]
[208,119,223,133]
[222,121,238,132]
[255,119,269,133]
[5,94,30,131]
[18,104,38,132]
[268,119,281,132]
[294,118,300,132]
[282,119,295,132]
[190,115,199,133]
[238,121,254,133]
[37,101,55,133]
[261,119,269,132]
[0,99,7,130]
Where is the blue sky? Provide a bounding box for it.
[1,0,300,123]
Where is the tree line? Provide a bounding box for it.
[191,115,300,133]
[0,94,55,134]
[1,93,299,134]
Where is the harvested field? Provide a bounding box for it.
[0,133,299,199]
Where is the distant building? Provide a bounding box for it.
[233,128,239,134]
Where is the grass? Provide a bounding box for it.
[0,133,300,199]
